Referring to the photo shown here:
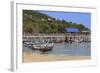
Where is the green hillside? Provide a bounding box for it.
[23,10,89,34]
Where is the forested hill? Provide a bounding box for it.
[23,10,89,34]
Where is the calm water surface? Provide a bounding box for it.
[23,42,91,56]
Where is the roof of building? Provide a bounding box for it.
[64,28,79,32]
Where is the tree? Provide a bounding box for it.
[23,10,89,34]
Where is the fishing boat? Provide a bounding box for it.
[74,39,83,43]
[32,39,54,51]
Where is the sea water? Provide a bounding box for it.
[23,42,91,56]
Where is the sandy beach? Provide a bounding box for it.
[22,51,90,63]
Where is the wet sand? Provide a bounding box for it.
[22,51,90,63]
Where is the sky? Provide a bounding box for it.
[39,11,91,29]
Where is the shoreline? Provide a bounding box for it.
[22,52,90,63]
